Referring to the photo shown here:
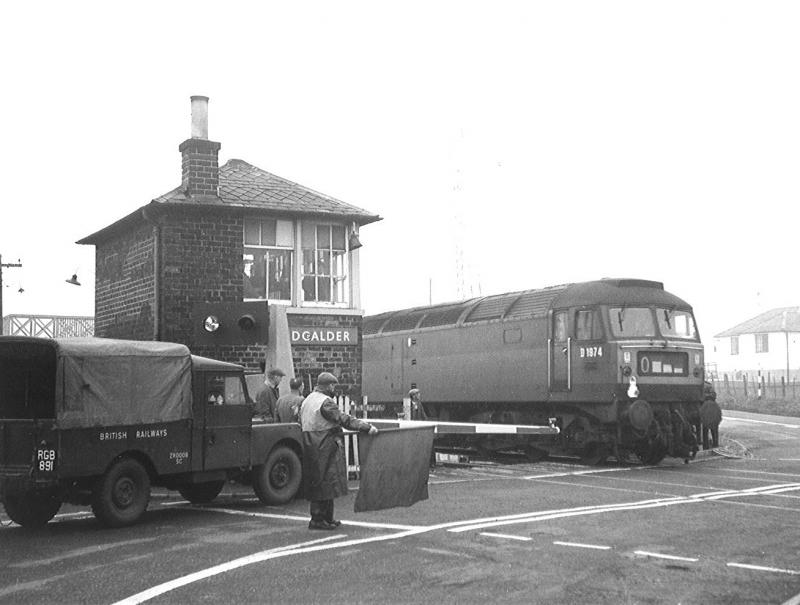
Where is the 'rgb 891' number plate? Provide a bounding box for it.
[37,449,56,472]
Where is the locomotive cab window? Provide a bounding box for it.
[656,308,698,340]
[609,307,655,338]
[553,311,568,342]
[575,309,603,340]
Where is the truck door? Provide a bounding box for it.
[550,309,570,391]
[202,373,252,470]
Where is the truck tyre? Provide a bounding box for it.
[3,487,61,528]
[92,457,151,527]
[178,480,225,504]
[253,446,302,505]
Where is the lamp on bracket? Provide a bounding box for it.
[65,273,81,286]
[348,222,362,251]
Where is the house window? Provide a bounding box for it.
[301,222,348,305]
[730,336,739,355]
[243,219,293,301]
[755,333,769,353]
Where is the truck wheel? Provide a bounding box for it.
[3,487,61,528]
[178,480,225,504]
[253,446,302,505]
[91,458,151,527]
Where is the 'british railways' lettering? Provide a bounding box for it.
[137,429,167,439]
[100,431,127,441]
[98,429,168,441]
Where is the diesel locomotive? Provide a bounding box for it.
[362,278,721,464]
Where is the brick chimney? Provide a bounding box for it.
[178,95,221,199]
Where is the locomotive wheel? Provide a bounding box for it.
[635,441,667,466]
[3,486,62,528]
[579,443,608,466]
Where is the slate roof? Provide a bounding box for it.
[152,159,381,223]
[79,159,381,244]
[714,307,800,338]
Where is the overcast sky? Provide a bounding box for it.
[1,1,798,343]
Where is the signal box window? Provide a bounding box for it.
[755,333,769,353]
[302,222,348,305]
[575,309,602,340]
[244,218,294,302]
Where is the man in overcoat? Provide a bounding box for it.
[253,368,284,422]
[299,372,378,530]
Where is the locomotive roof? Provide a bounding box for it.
[363,278,692,335]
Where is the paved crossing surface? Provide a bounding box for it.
[2,410,799,604]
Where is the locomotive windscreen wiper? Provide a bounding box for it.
[617,307,625,332]
[663,308,672,330]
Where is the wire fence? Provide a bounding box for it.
[712,374,798,400]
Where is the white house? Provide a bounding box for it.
[709,307,800,382]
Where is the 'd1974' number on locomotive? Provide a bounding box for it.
[579,346,603,358]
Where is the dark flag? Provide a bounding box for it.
[354,426,434,512]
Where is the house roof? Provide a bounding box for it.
[78,159,382,245]
[714,307,800,338]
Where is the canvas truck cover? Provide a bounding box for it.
[53,337,192,429]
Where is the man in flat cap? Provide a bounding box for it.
[299,371,378,530]
[253,367,285,422]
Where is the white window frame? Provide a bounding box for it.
[301,221,350,308]
[243,218,294,303]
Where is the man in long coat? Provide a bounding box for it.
[253,368,284,422]
[299,372,377,530]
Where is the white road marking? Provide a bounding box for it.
[727,562,800,575]
[723,417,800,429]
[448,497,690,533]
[783,590,800,605]
[701,483,800,500]
[553,541,611,550]
[188,506,419,531]
[634,550,698,562]
[1,510,95,528]
[480,532,532,541]
[113,526,443,605]
[524,467,634,480]
[447,480,800,533]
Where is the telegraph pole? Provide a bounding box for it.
[0,254,23,335]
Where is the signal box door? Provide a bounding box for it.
[200,373,252,471]
[550,310,570,391]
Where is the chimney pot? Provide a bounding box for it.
[190,95,209,139]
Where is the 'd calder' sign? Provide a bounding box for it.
[290,327,358,346]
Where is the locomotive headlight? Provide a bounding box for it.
[693,367,703,378]
[622,365,632,377]
[694,354,701,365]
[623,351,631,364]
